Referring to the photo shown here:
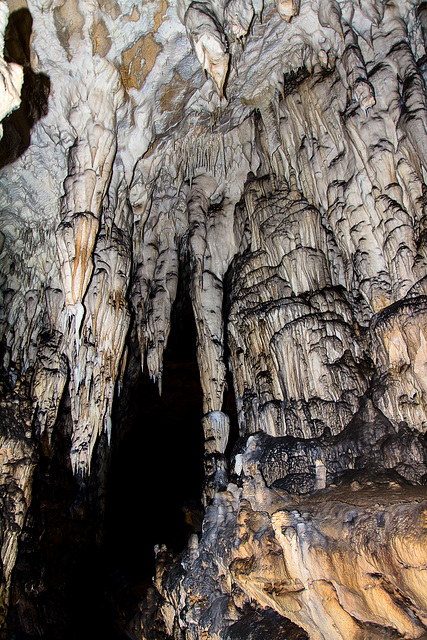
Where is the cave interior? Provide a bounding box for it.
[1,0,427,638]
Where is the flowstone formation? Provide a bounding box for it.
[1,0,427,636]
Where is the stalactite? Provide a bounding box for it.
[277,0,300,23]
[224,0,255,41]
[1,0,427,635]
[67,170,132,475]
[317,0,344,40]
[372,297,427,433]
[229,176,369,438]
[56,60,124,308]
[182,1,230,97]
[340,22,375,109]
[131,180,188,386]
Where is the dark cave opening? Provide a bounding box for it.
[102,291,206,626]
[7,269,238,638]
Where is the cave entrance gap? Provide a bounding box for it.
[7,262,238,639]
[103,271,205,616]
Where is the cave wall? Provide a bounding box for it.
[1,0,427,636]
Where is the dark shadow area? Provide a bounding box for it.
[228,606,309,640]
[0,8,50,169]
[223,260,241,458]
[6,392,120,640]
[103,276,206,631]
[6,255,242,638]
[6,271,206,638]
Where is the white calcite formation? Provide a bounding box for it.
[1,0,427,635]
[0,1,22,137]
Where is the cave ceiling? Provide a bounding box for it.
[1,0,426,471]
[1,0,427,636]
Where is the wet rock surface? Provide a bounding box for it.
[139,457,427,640]
[1,0,427,636]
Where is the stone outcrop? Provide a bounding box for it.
[133,460,427,640]
[1,0,427,636]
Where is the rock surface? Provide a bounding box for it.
[134,465,427,640]
[1,0,427,635]
[0,1,22,137]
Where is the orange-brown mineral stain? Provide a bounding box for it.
[90,16,111,57]
[53,0,84,60]
[153,0,168,33]
[5,0,28,11]
[119,0,168,90]
[159,71,190,117]
[98,0,121,21]
[122,5,141,23]
[120,33,162,91]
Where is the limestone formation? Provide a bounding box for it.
[0,1,22,138]
[1,0,427,636]
[136,464,427,640]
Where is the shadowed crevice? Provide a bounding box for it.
[0,8,50,169]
